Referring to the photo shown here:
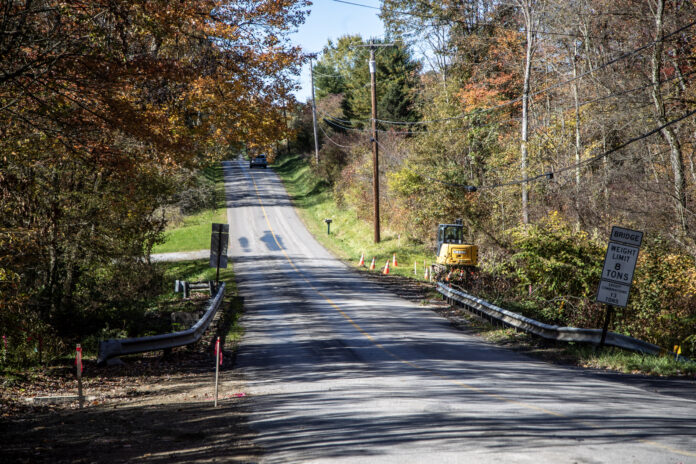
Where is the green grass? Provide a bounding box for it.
[152,164,227,253]
[571,345,696,377]
[2,260,242,380]
[273,154,435,279]
[472,323,696,377]
[152,208,226,253]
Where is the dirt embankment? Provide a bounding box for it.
[2,348,263,463]
[1,294,262,464]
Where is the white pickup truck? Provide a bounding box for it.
[249,154,267,169]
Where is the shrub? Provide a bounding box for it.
[171,173,216,215]
[628,240,696,356]
[499,212,604,326]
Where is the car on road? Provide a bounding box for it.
[250,154,267,169]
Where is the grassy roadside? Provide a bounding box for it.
[148,161,242,348]
[273,154,434,278]
[464,316,696,377]
[152,164,227,253]
[147,161,243,350]
[273,153,696,378]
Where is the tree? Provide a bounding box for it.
[513,0,546,225]
[313,35,421,127]
[0,0,310,352]
[649,0,688,236]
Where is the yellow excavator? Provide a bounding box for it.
[434,219,478,282]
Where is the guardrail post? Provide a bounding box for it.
[183,281,190,299]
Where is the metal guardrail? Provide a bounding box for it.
[437,282,665,355]
[175,280,215,298]
[97,283,226,365]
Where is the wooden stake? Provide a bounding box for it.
[76,344,83,409]
[214,337,220,407]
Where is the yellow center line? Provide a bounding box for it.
[243,163,695,458]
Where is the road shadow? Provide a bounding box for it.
[1,396,261,463]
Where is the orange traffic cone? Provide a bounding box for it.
[392,253,398,267]
[358,252,365,267]
[383,261,390,275]
[424,266,429,280]
[446,270,452,282]
[369,257,376,270]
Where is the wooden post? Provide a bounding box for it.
[369,45,381,243]
[599,305,613,349]
[214,337,220,407]
[309,58,320,164]
[215,231,222,286]
[76,344,83,409]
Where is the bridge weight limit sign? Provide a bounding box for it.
[596,226,643,347]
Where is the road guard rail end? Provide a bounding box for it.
[97,282,226,365]
[437,282,665,356]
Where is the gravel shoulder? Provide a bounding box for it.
[149,250,211,262]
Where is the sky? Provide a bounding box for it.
[289,0,385,102]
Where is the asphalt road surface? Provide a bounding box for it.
[224,158,696,464]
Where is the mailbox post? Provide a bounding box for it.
[324,218,332,235]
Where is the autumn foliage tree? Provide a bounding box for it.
[0,0,309,360]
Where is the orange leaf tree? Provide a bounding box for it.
[0,0,309,354]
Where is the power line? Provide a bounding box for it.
[487,108,696,190]
[322,111,522,135]
[374,107,696,191]
[552,68,696,115]
[320,66,694,135]
[359,19,696,126]
[318,3,696,128]
[317,122,360,149]
[311,70,345,79]
[332,0,610,40]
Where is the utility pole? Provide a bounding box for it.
[369,45,380,243]
[283,106,290,156]
[356,40,394,243]
[309,57,320,164]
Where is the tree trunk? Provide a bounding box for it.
[651,0,688,234]
[520,2,534,225]
[572,42,582,187]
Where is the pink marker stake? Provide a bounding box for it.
[214,337,220,407]
[76,344,83,409]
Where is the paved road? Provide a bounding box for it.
[224,158,696,464]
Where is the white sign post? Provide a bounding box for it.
[596,226,643,348]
